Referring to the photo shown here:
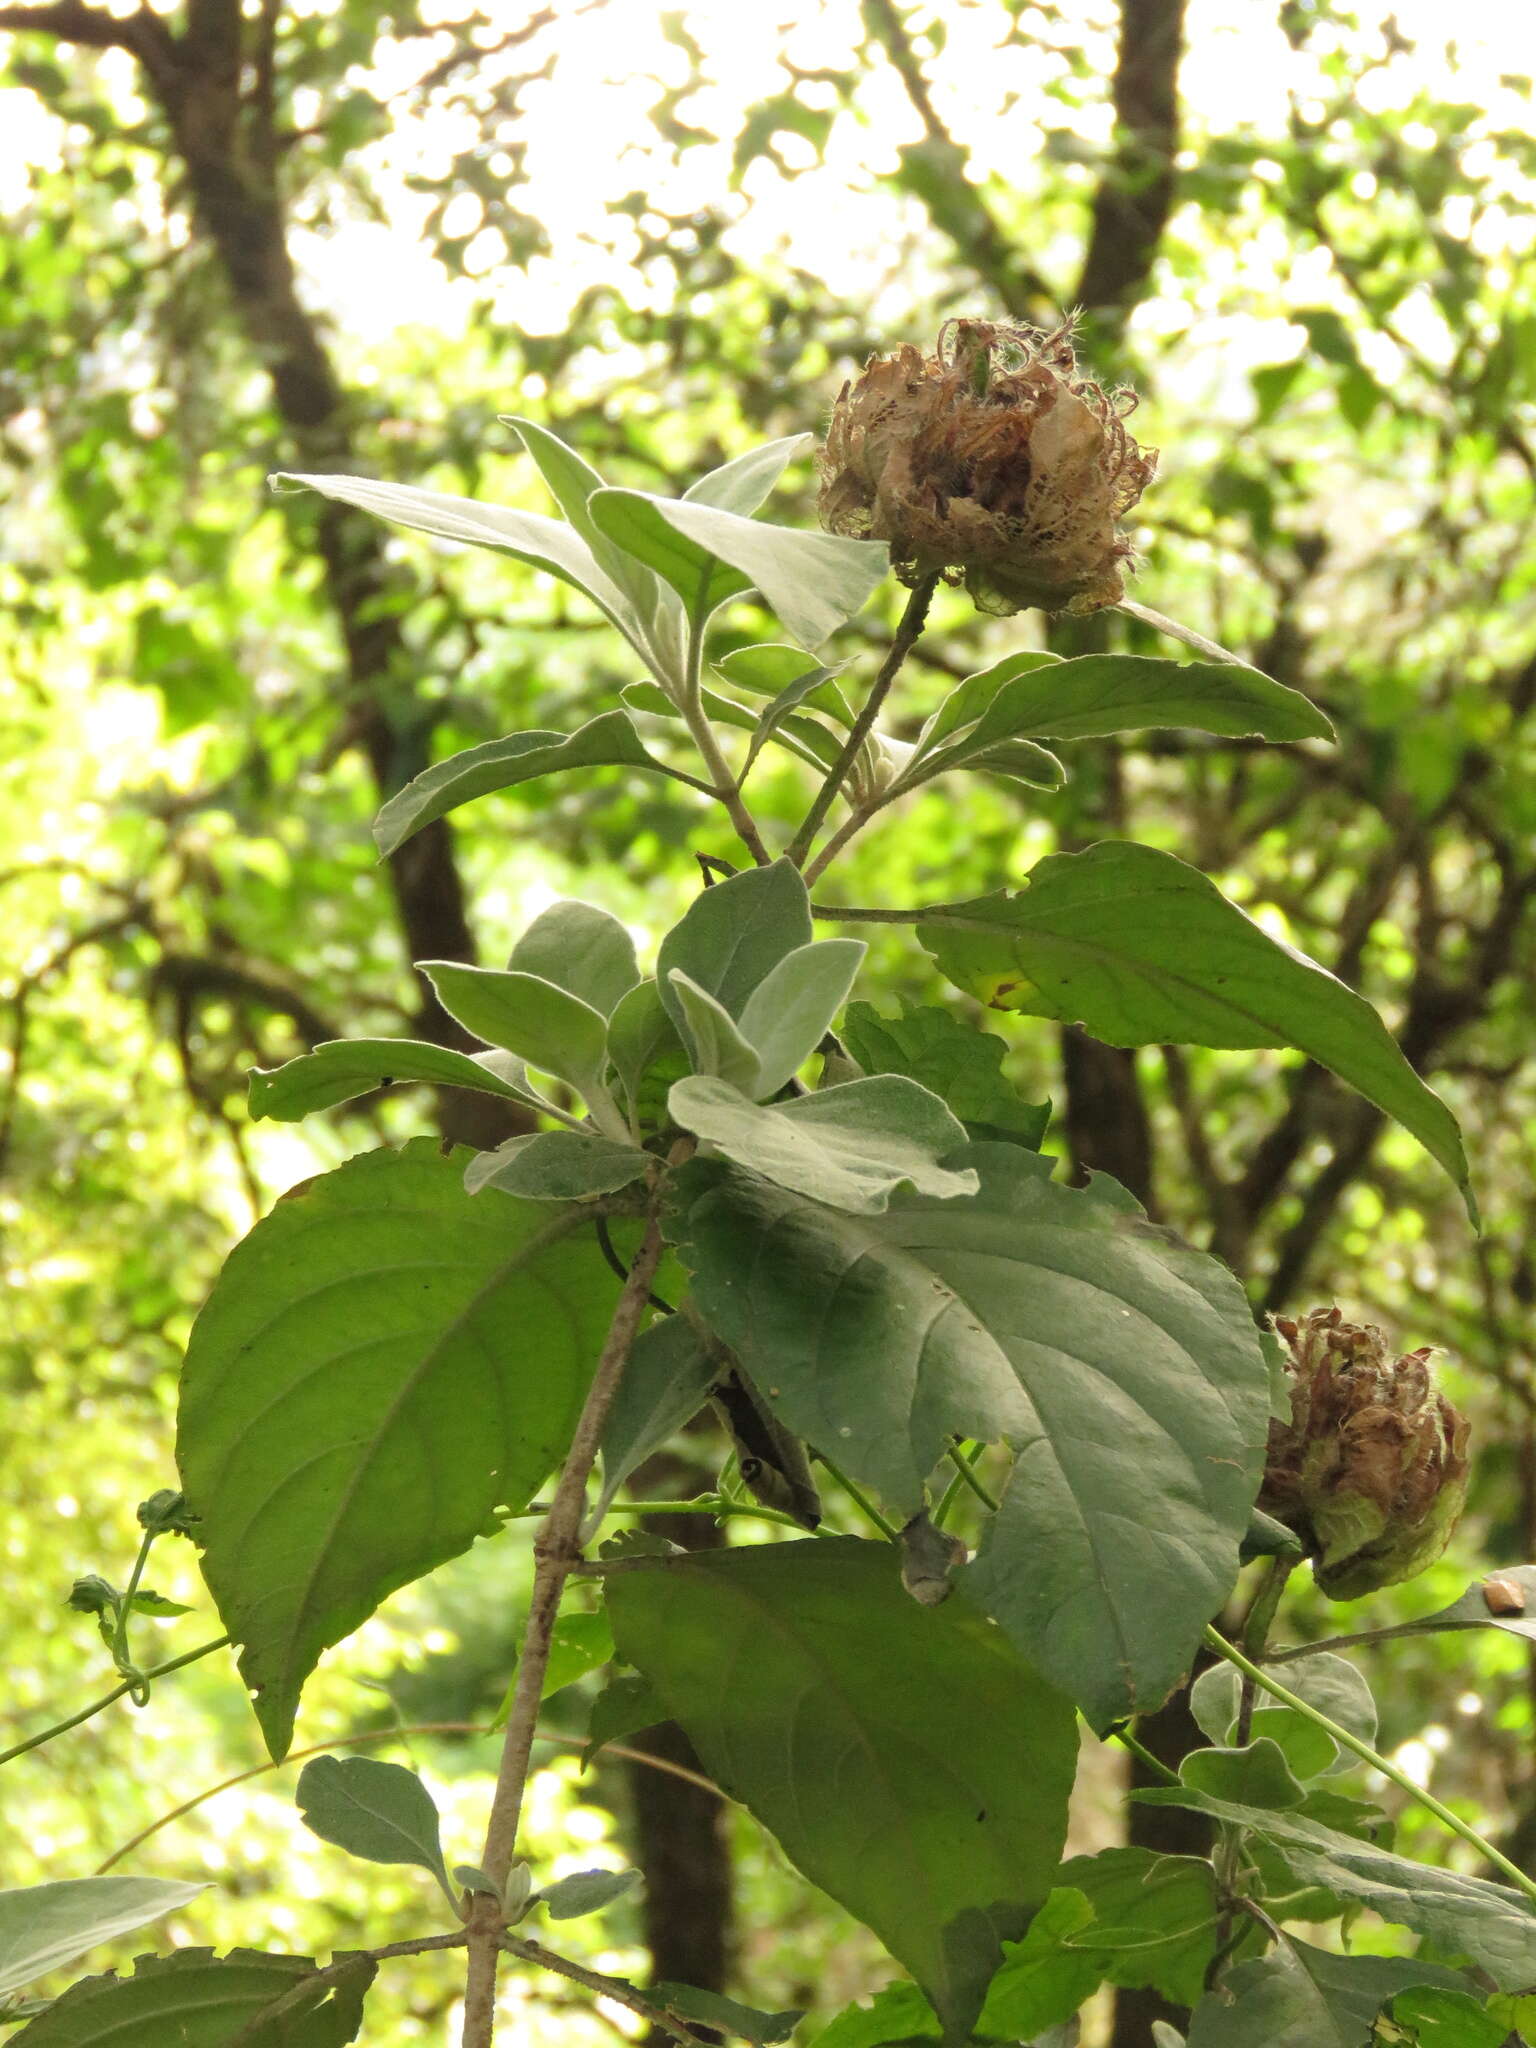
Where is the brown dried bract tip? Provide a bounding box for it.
[1482,1576,1527,1616]
[1259,1307,1470,1602]
[818,317,1157,617]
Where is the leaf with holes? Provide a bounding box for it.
[841,1001,1049,1149]
[177,1140,627,1757]
[672,1144,1269,1727]
[605,1538,1077,2046]
[916,840,1472,1215]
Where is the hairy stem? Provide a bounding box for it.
[1203,1625,1536,1902]
[461,1188,672,2047]
[2,1635,231,1770]
[109,1524,158,1702]
[232,1933,468,2039]
[787,573,939,870]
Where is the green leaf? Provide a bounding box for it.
[668,972,765,1094]
[1184,1940,1469,2048]
[128,1589,192,1617]
[493,1610,617,1728]
[0,1878,207,1998]
[177,1140,627,1757]
[607,979,690,1126]
[744,662,844,773]
[910,652,1333,770]
[668,1075,978,1214]
[841,1001,1050,1149]
[1343,1563,1536,1650]
[502,415,662,614]
[916,841,1473,1215]
[808,1980,940,2048]
[536,1609,616,1699]
[1393,1986,1512,2047]
[1056,1849,1224,2007]
[272,471,636,633]
[738,939,866,1096]
[657,861,813,1034]
[683,435,814,515]
[716,642,856,724]
[978,1891,1104,2039]
[372,713,673,859]
[509,900,640,1018]
[652,1982,806,2045]
[8,1947,374,2047]
[539,1868,641,1920]
[249,1039,536,1124]
[605,1538,1078,2045]
[1131,1792,1536,1989]
[595,1314,717,1521]
[583,1669,667,1766]
[675,1144,1268,1725]
[1179,1738,1309,1810]
[624,678,844,774]
[464,1131,648,1201]
[295,1755,451,1897]
[589,488,888,650]
[419,963,609,1102]
[1191,1653,1376,1779]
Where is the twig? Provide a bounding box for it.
[462,1178,675,2046]
[498,1934,708,2048]
[229,1933,468,2042]
[787,574,939,870]
[96,1721,722,1875]
[1115,600,1258,669]
[2,1636,231,1771]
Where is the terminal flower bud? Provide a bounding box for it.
[818,317,1156,616]
[1259,1308,1469,1601]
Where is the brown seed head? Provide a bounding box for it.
[1259,1307,1470,1601]
[818,317,1157,616]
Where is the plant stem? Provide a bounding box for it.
[677,616,772,866]
[230,1933,468,2039]
[1236,1559,1294,1747]
[1203,1625,1536,1902]
[1211,1559,1294,1965]
[942,1441,999,1513]
[461,1187,672,2048]
[1109,1722,1180,1785]
[498,1934,708,2048]
[1,1634,231,1769]
[814,1455,898,1539]
[109,1525,157,1702]
[786,573,939,870]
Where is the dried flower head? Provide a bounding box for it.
[818,317,1157,616]
[1259,1307,1470,1602]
